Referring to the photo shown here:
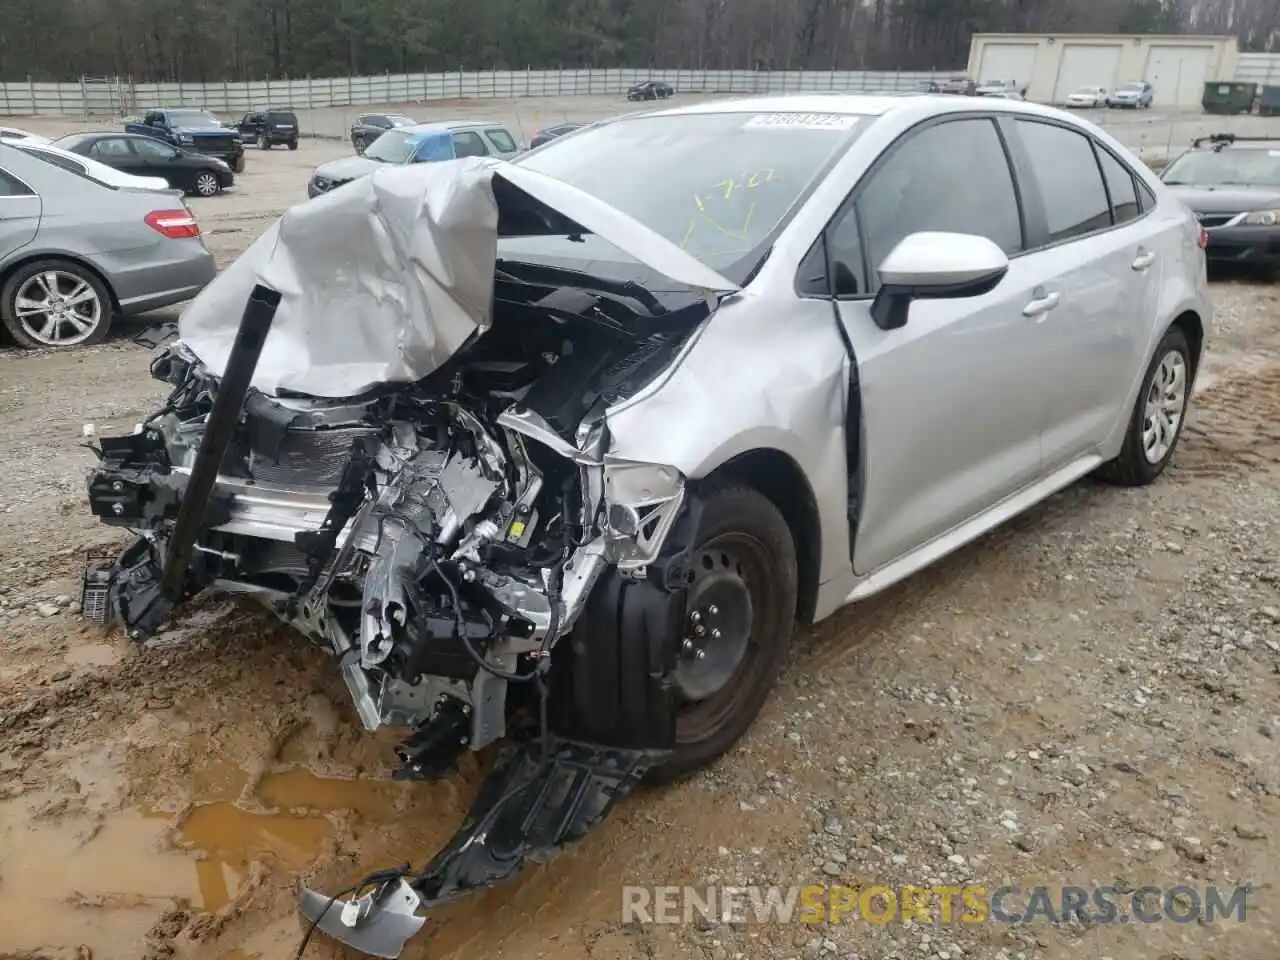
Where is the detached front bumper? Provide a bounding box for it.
[297,736,662,957]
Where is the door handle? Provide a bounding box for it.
[1022,291,1061,318]
[1131,251,1156,271]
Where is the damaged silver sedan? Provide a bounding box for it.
[80,94,1209,957]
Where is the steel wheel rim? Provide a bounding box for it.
[195,173,218,195]
[13,270,103,346]
[1142,350,1187,463]
[674,532,770,744]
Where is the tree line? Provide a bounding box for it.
[0,0,1275,83]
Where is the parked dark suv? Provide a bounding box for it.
[237,108,300,150]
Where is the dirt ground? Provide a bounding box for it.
[0,99,1278,960]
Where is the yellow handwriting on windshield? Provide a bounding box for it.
[681,168,778,255]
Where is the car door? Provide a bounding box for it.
[823,115,1058,575]
[89,137,148,177]
[1002,118,1154,471]
[0,165,40,261]
[127,136,187,189]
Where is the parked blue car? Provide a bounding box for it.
[1106,82,1154,109]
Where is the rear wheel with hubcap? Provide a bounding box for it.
[353,135,367,154]
[1096,326,1191,486]
[192,170,221,197]
[0,260,113,349]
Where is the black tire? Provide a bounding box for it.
[0,258,113,350]
[232,155,245,173]
[287,138,299,151]
[259,137,271,150]
[353,135,367,154]
[1096,326,1192,487]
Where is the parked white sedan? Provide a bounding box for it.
[0,125,50,144]
[11,140,173,192]
[1065,86,1109,108]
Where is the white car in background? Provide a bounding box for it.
[1065,86,1108,108]
[0,125,50,144]
[11,140,173,192]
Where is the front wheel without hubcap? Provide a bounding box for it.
[0,261,112,349]
[1096,326,1191,486]
[650,485,797,782]
[193,171,220,196]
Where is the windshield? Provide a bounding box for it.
[363,129,421,163]
[508,111,863,274]
[168,111,220,127]
[1117,84,1144,93]
[1162,149,1280,187]
[387,115,416,126]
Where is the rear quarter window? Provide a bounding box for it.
[0,167,34,196]
[485,128,517,153]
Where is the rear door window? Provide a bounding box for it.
[90,138,135,159]
[1013,120,1111,244]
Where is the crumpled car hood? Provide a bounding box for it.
[179,156,738,398]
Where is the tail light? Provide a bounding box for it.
[145,209,200,239]
[1197,227,1208,250]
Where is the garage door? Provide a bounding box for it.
[1052,44,1123,102]
[1144,46,1215,107]
[977,42,1038,87]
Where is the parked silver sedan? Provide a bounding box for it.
[0,143,216,349]
[79,93,1210,957]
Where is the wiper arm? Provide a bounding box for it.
[494,257,668,317]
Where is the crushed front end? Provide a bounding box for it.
[84,259,714,954]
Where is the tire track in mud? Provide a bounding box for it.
[1178,353,1280,479]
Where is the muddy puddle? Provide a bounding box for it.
[0,755,412,958]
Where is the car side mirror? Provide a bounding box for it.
[870,231,1009,331]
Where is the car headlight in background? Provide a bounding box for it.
[1243,209,1280,226]
[177,134,193,145]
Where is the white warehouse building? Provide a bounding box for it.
[967,33,1240,108]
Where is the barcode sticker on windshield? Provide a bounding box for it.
[743,113,858,131]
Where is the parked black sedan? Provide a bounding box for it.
[529,122,586,148]
[51,132,235,197]
[626,80,674,101]
[348,113,419,154]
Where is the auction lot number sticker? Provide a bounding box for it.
[743,113,859,130]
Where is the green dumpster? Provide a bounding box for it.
[1201,81,1257,115]
[1260,85,1280,117]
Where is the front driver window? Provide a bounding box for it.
[855,117,1023,295]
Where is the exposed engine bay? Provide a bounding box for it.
[82,264,715,956]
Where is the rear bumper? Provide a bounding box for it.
[1203,225,1280,266]
[107,241,218,316]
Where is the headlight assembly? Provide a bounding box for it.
[1243,209,1280,226]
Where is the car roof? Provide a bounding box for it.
[395,120,504,134]
[632,92,1074,122]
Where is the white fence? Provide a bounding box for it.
[0,68,953,117]
[1234,52,1280,86]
